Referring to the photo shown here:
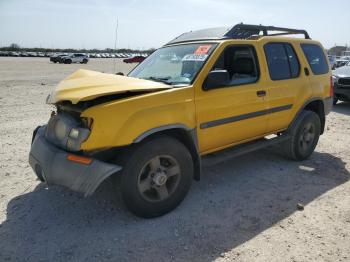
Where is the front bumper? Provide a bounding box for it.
[29,126,122,196]
[334,83,350,100]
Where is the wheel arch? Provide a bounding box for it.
[289,98,326,134]
[133,125,201,181]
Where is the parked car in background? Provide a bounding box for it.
[9,52,20,57]
[60,53,89,64]
[340,56,350,61]
[50,54,68,63]
[333,61,350,104]
[333,57,350,69]
[123,55,145,63]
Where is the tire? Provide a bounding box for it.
[82,59,88,64]
[65,59,72,64]
[118,136,193,218]
[282,111,321,161]
[333,95,339,105]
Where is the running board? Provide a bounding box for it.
[203,134,290,166]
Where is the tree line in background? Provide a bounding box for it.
[2,43,349,56]
[0,43,156,54]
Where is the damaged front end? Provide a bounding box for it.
[29,69,172,196]
[29,102,122,197]
[29,112,122,197]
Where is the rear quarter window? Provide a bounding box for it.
[301,44,329,75]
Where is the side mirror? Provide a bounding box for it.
[203,70,230,91]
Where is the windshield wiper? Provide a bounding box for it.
[145,76,172,85]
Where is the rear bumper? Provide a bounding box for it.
[29,126,122,196]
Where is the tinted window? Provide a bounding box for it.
[264,43,291,80]
[285,44,300,78]
[264,43,300,80]
[301,44,329,75]
[212,45,259,86]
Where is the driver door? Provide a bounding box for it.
[195,44,269,154]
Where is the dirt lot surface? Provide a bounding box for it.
[0,57,350,262]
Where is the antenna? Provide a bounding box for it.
[113,18,119,74]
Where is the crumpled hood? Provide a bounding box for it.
[47,69,171,104]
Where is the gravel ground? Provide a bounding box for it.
[0,57,349,262]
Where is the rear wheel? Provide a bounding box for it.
[282,111,321,161]
[65,59,72,64]
[82,59,88,64]
[118,136,193,218]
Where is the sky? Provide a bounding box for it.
[0,0,349,50]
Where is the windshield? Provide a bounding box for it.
[129,43,217,85]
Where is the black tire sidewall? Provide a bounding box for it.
[120,136,193,218]
[292,111,321,160]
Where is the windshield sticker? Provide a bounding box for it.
[182,54,208,62]
[195,45,212,55]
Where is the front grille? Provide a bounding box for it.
[338,78,350,86]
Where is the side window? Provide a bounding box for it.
[285,44,300,78]
[212,45,259,86]
[264,43,300,80]
[301,44,329,75]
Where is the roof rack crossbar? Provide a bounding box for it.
[225,24,310,39]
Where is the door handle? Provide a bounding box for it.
[257,90,266,97]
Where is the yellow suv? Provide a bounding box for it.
[29,24,333,217]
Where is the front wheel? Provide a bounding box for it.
[282,111,321,161]
[119,136,193,218]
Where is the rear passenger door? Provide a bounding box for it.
[263,42,310,133]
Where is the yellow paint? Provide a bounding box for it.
[49,37,331,155]
[47,69,171,104]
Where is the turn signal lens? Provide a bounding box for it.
[67,154,92,165]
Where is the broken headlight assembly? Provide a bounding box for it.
[45,113,91,151]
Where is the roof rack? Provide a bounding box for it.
[166,23,311,45]
[225,24,310,39]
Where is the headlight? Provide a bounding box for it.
[46,113,90,152]
[55,119,69,140]
[69,128,79,139]
[67,127,90,151]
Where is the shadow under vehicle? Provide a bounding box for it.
[1,149,349,261]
